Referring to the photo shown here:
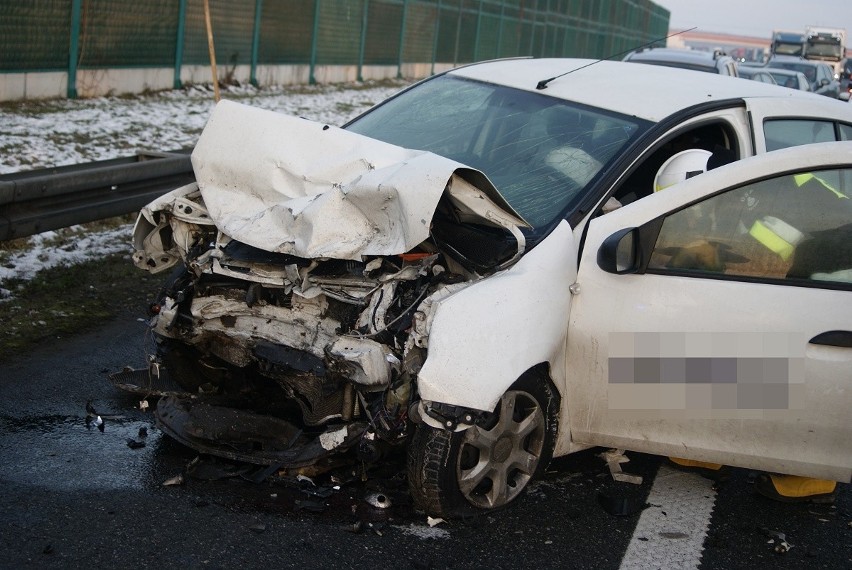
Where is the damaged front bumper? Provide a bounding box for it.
[155,395,365,466]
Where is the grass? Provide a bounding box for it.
[334,102,358,114]
[0,99,73,115]
[0,251,161,363]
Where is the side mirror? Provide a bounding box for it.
[597,227,639,274]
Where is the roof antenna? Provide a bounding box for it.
[536,27,697,90]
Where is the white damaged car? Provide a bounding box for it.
[125,59,852,516]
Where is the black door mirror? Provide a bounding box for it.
[597,227,639,274]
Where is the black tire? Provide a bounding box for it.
[407,370,559,516]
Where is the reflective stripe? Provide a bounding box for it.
[759,215,804,245]
[749,219,795,260]
[793,173,849,199]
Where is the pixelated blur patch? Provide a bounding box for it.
[607,332,805,411]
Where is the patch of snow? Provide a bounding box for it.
[0,81,408,174]
[395,523,451,540]
[0,81,411,289]
[0,225,133,283]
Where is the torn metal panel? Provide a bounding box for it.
[440,174,527,268]
[328,337,399,387]
[178,294,339,359]
[132,183,214,274]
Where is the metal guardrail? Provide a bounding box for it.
[0,150,195,242]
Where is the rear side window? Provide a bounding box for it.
[764,119,843,151]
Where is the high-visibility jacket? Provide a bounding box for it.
[749,172,850,264]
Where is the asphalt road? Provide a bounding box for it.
[0,316,849,569]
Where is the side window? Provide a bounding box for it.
[764,119,835,151]
[841,124,852,141]
[649,168,852,287]
[611,122,738,207]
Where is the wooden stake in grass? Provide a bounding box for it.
[203,0,220,103]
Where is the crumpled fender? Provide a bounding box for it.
[416,220,578,412]
[132,182,213,273]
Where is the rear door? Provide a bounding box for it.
[747,97,852,153]
[564,142,852,482]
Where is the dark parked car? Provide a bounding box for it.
[767,57,840,97]
[840,58,851,101]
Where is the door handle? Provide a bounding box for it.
[809,331,852,348]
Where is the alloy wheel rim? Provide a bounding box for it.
[456,390,546,509]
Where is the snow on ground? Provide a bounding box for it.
[395,522,451,540]
[0,80,411,292]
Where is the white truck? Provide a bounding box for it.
[804,26,847,77]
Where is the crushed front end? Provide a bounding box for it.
[118,100,526,471]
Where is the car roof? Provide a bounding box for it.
[447,58,832,122]
[765,68,806,78]
[768,56,827,68]
[623,47,729,66]
[737,67,768,77]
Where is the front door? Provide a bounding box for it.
[564,142,852,481]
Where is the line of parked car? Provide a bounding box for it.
[623,46,850,101]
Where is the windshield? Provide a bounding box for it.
[806,39,842,60]
[773,41,804,57]
[345,75,647,230]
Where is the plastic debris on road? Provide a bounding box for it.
[599,449,643,485]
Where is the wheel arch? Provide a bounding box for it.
[407,361,562,516]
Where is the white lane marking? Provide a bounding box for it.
[619,464,717,570]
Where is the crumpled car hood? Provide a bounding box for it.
[135,99,527,267]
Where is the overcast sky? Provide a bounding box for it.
[655,0,851,39]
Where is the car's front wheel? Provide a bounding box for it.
[407,372,558,516]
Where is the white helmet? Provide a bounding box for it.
[654,149,712,192]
